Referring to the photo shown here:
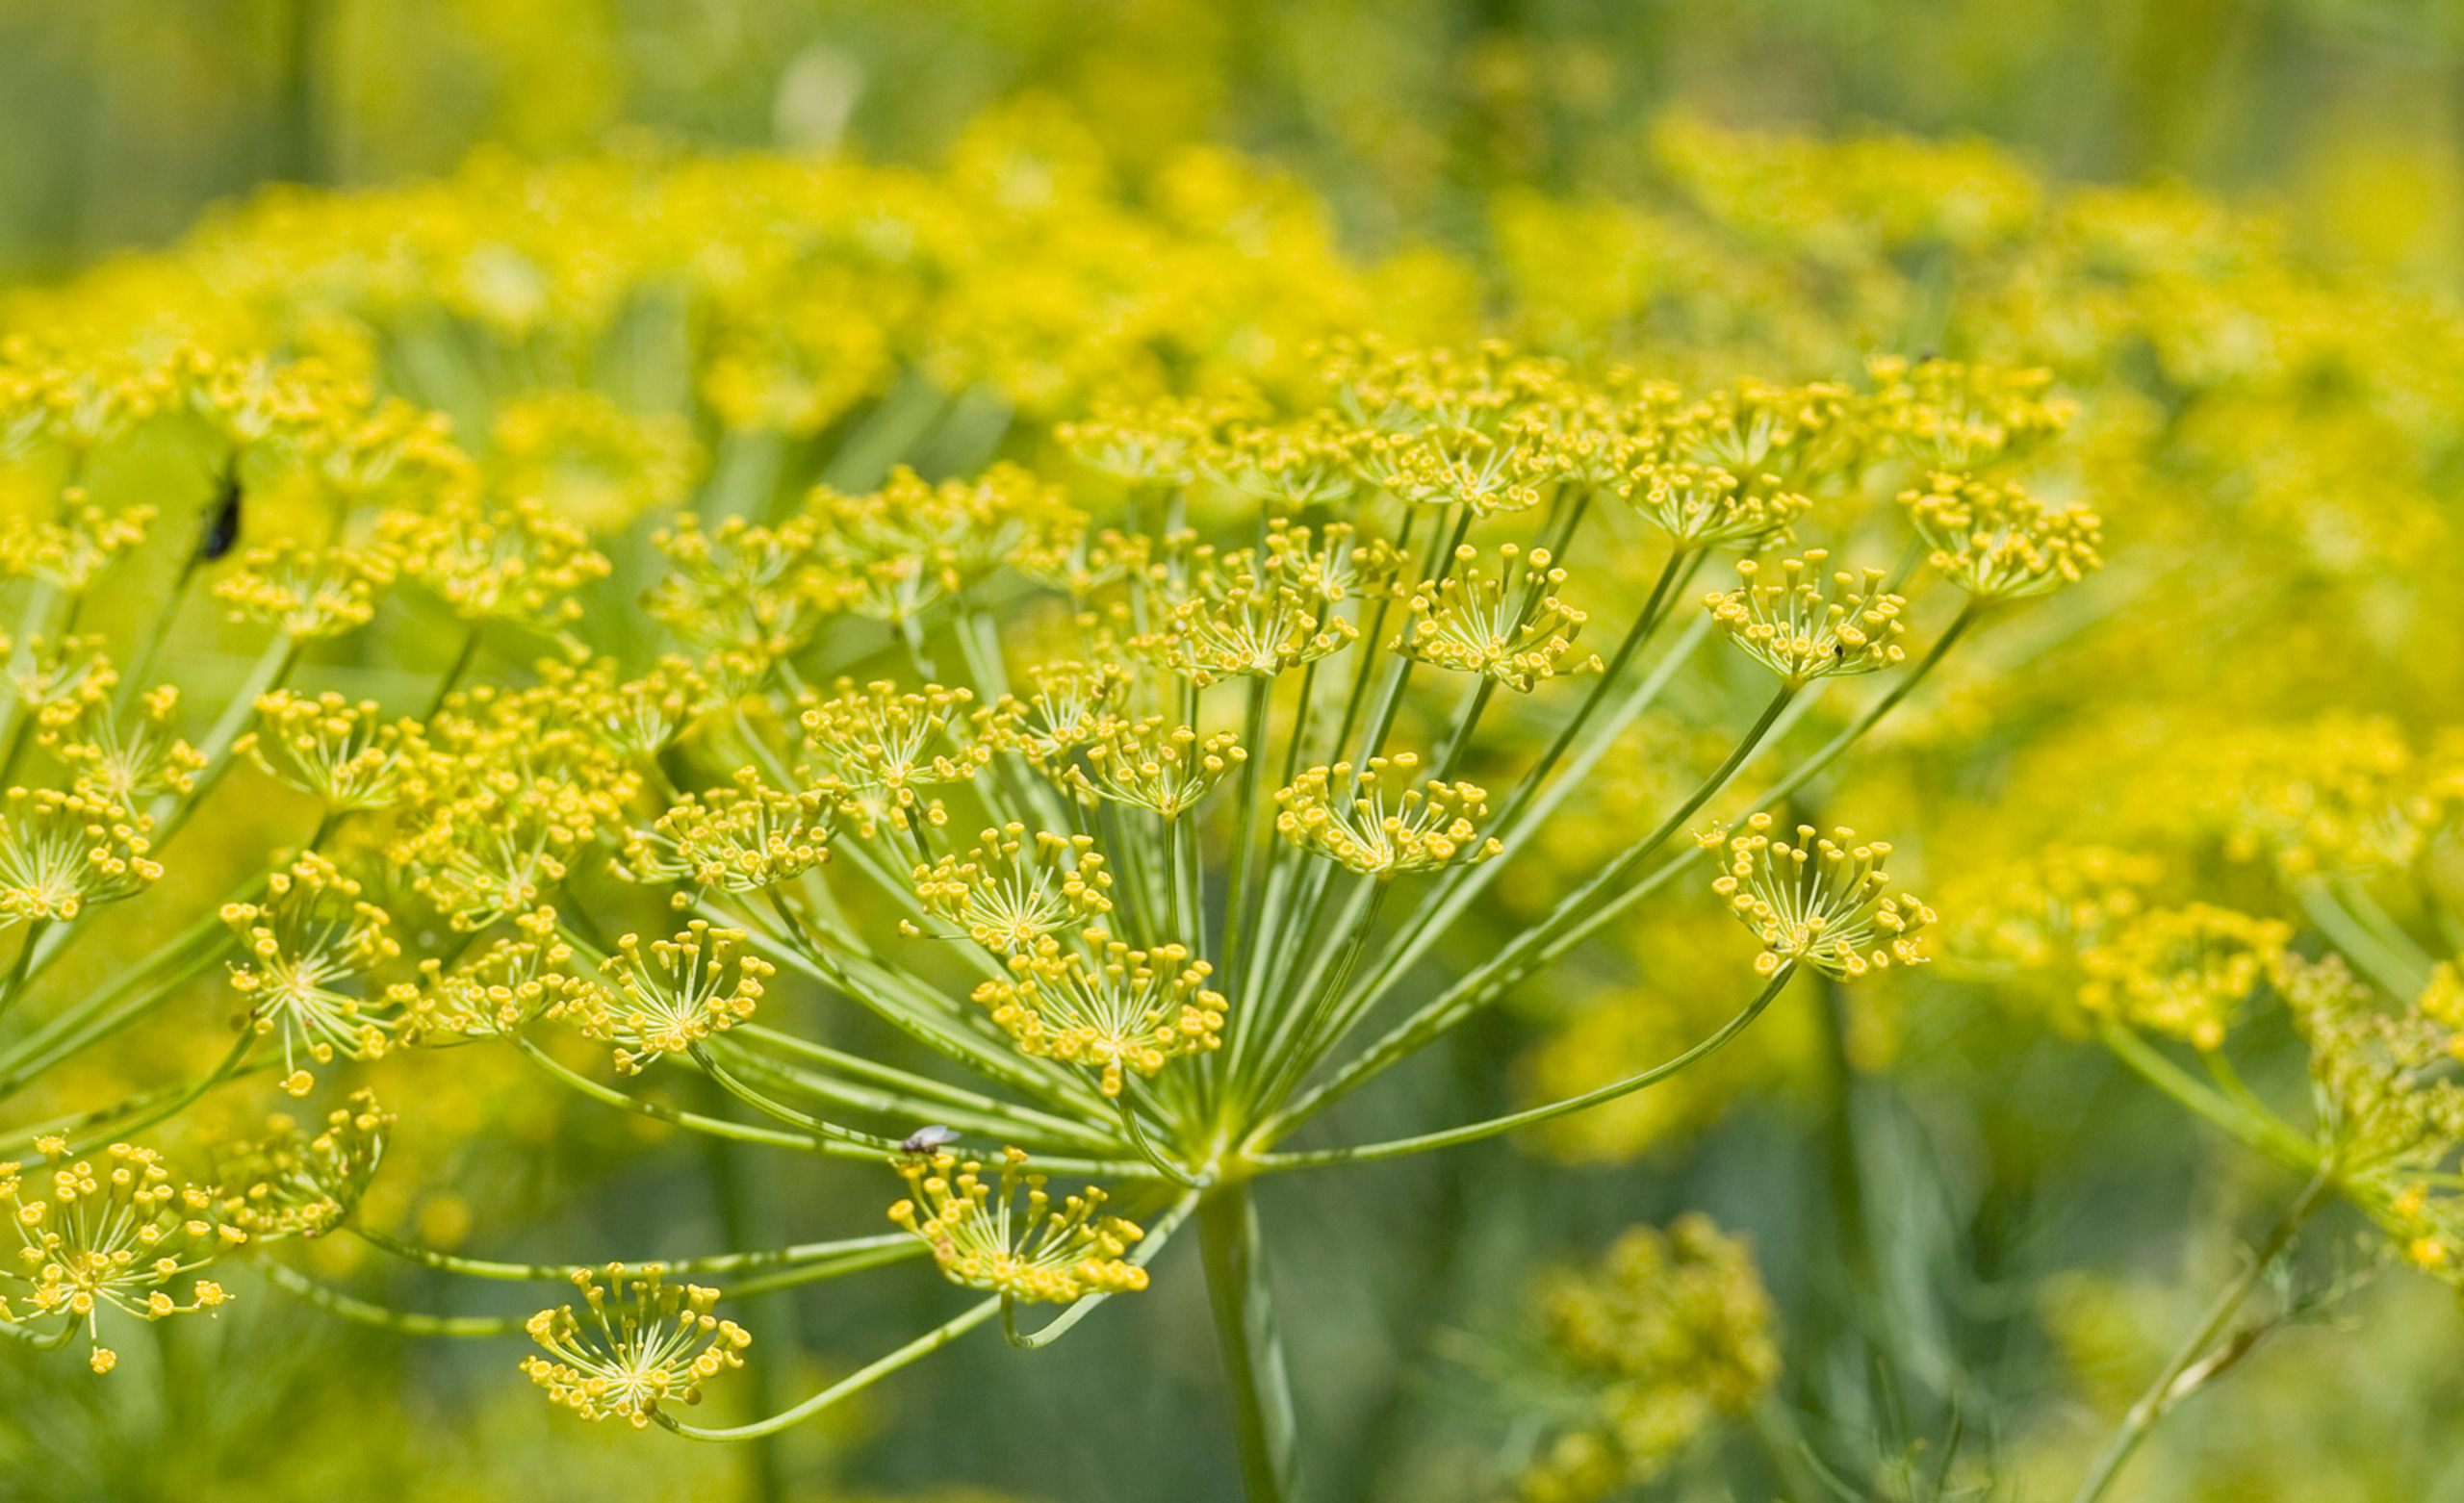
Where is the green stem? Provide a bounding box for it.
[255,1261,519,1337]
[1486,544,1698,838]
[1257,965,1794,1170]
[1287,599,1978,1126]
[729,1024,1112,1145]
[1199,1181,1301,1503]
[1264,683,1798,1140]
[655,1296,1003,1440]
[2095,1021,2318,1174]
[1334,611,1713,1041]
[0,921,44,1027]
[722,1244,931,1297]
[425,623,483,719]
[722,1048,1108,1153]
[1116,1094,1206,1187]
[511,1033,845,1156]
[1218,675,1274,989]
[351,1226,918,1284]
[149,634,300,846]
[691,1042,907,1153]
[0,906,237,1098]
[0,1313,79,1351]
[1247,879,1387,1118]
[2070,1172,2334,1503]
[2301,883,2431,1000]
[1741,600,1980,816]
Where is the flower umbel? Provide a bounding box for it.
[2077,904,2290,1052]
[1,1143,242,1374]
[0,789,163,926]
[619,772,833,907]
[558,921,775,1074]
[1393,544,1600,692]
[971,930,1226,1095]
[223,852,402,1094]
[888,1147,1147,1303]
[1707,814,1931,978]
[915,825,1115,953]
[1065,718,1246,819]
[1706,550,1906,685]
[1901,474,2102,600]
[523,1263,751,1426]
[238,691,423,812]
[1517,1213,1780,1503]
[209,1090,392,1241]
[799,679,987,837]
[1275,755,1502,878]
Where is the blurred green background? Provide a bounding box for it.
[6,0,2464,278]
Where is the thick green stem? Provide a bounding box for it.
[2094,1021,2317,1174]
[1199,1182,1301,1503]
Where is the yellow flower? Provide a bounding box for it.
[557,920,775,1075]
[1065,717,1246,819]
[1275,754,1502,878]
[619,772,833,905]
[237,691,424,812]
[1705,550,1906,686]
[1707,813,1931,979]
[970,930,1226,1095]
[1901,473,2102,600]
[1,1143,244,1376]
[209,1090,392,1241]
[1519,1213,1779,1502]
[914,824,1115,953]
[0,788,163,926]
[523,1263,750,1426]
[1392,543,1600,692]
[2076,904,2290,1051]
[888,1148,1147,1303]
[799,678,988,838]
[222,852,403,1091]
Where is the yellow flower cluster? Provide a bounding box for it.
[208,1089,392,1241]
[2076,904,2291,1053]
[1275,756,1502,879]
[556,922,776,1076]
[223,852,403,1095]
[2,1142,243,1374]
[1707,814,1932,979]
[973,934,1227,1098]
[0,104,2133,1482]
[1704,550,1906,686]
[888,1148,1147,1304]
[523,1263,752,1426]
[1516,1213,1780,1503]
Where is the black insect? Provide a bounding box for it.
[901,1124,959,1155]
[199,460,244,561]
